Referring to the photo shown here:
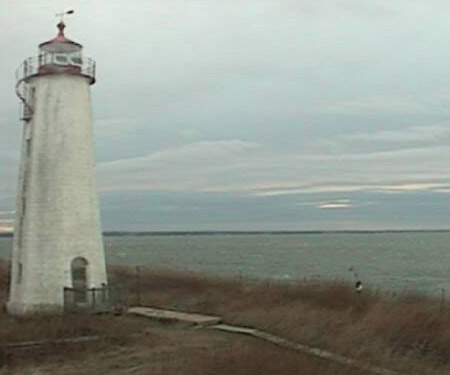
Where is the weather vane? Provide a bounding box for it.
[55,9,74,22]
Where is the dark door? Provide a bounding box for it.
[71,257,88,304]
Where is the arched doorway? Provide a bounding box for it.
[71,257,88,304]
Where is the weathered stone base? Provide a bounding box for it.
[6,301,64,316]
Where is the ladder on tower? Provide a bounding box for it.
[15,79,33,122]
[15,57,38,122]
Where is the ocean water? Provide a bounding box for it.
[1,232,450,295]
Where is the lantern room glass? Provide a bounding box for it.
[38,51,84,68]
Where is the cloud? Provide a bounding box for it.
[0,217,13,233]
[255,181,450,197]
[375,183,450,193]
[100,140,258,168]
[3,1,450,230]
[317,200,353,209]
[327,96,438,116]
[98,140,260,192]
[254,185,364,197]
[0,210,15,216]
[344,124,450,143]
[96,128,450,200]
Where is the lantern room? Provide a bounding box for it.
[16,21,96,87]
[37,21,94,83]
[15,20,96,121]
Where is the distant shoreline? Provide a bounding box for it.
[1,229,450,238]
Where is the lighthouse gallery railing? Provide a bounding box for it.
[15,55,96,83]
[15,56,96,121]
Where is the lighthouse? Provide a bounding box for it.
[7,19,107,315]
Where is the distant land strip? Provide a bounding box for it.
[1,229,450,238]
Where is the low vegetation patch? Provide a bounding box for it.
[1,259,450,374]
[110,264,450,374]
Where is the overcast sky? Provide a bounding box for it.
[1,0,450,231]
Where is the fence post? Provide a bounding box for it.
[136,266,141,306]
[92,288,96,311]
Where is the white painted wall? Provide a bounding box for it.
[7,74,107,315]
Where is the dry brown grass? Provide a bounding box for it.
[2,259,450,374]
[0,313,141,343]
[110,265,450,374]
[181,338,368,375]
[6,323,370,375]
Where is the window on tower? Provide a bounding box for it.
[70,56,83,65]
[54,54,69,65]
[18,263,23,284]
[38,53,53,66]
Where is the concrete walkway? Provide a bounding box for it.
[129,306,405,375]
[128,306,221,326]
[212,324,403,375]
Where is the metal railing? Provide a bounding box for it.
[15,55,96,84]
[63,285,128,314]
[15,55,96,121]
[15,80,33,121]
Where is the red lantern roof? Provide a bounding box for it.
[39,21,82,53]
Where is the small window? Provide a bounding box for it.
[54,55,68,64]
[26,139,32,157]
[18,263,23,284]
[38,53,53,66]
[70,56,83,65]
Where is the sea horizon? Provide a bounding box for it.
[1,228,450,237]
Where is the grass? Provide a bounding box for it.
[2,259,450,374]
[110,265,450,374]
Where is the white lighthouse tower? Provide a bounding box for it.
[7,19,107,315]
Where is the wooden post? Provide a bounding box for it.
[92,288,96,311]
[136,266,141,306]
